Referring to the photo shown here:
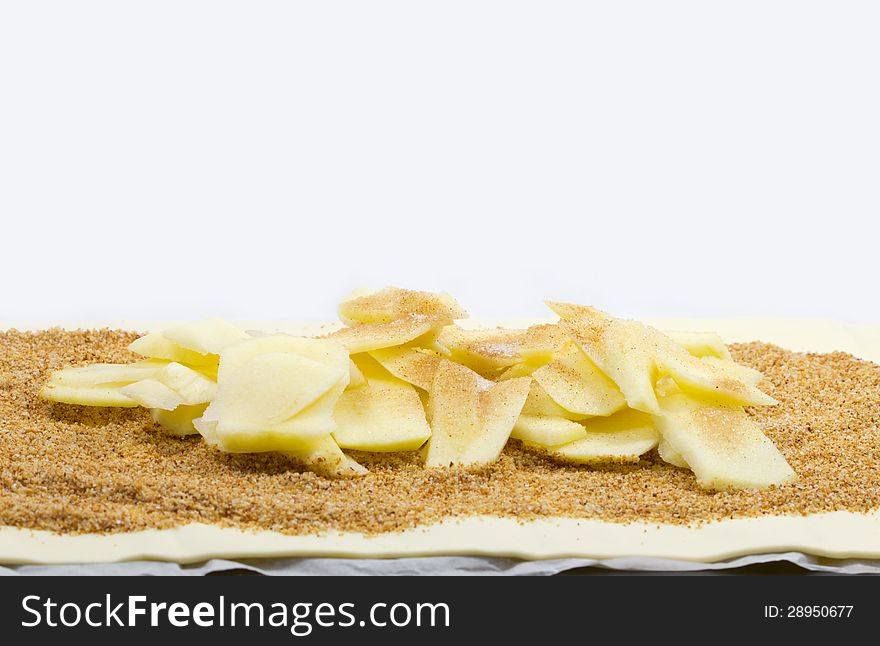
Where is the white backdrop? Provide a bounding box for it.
[1,2,878,324]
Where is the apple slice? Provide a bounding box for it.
[548,302,662,415]
[520,381,587,420]
[665,331,732,360]
[423,361,481,468]
[194,363,219,381]
[423,360,530,468]
[538,408,659,465]
[338,286,468,325]
[207,352,345,431]
[437,324,567,375]
[194,335,351,453]
[652,389,796,490]
[155,362,217,405]
[44,360,168,389]
[119,379,185,410]
[284,435,368,478]
[197,346,349,455]
[655,341,777,407]
[271,376,348,435]
[150,403,207,436]
[658,438,688,468]
[325,315,448,354]
[162,318,250,355]
[219,335,349,382]
[128,332,217,367]
[498,358,548,380]
[197,422,365,477]
[548,302,775,412]
[195,413,337,454]
[532,342,627,417]
[333,363,432,452]
[511,415,588,446]
[368,346,442,391]
[477,377,534,461]
[39,383,138,407]
[700,356,763,386]
[349,359,367,388]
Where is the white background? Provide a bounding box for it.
[1,2,878,324]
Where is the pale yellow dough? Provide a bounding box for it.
[3,317,880,564]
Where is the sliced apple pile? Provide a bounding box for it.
[40,287,794,489]
[546,302,794,489]
[41,360,166,407]
[42,319,236,427]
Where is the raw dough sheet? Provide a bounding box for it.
[2,317,879,571]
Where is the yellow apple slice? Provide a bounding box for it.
[548,302,774,413]
[197,334,351,453]
[333,373,431,452]
[119,378,185,410]
[338,286,468,325]
[538,408,659,464]
[155,362,217,405]
[348,359,366,388]
[284,435,368,478]
[424,360,530,468]
[520,381,587,421]
[218,334,350,381]
[129,333,217,367]
[423,361,480,467]
[272,376,348,435]
[191,362,219,381]
[437,324,567,375]
[548,303,662,415]
[162,318,250,355]
[198,365,349,453]
[532,342,627,417]
[477,377,533,461]
[195,416,336,453]
[655,342,777,407]
[700,356,763,386]
[653,390,796,490]
[658,438,688,468]
[45,360,169,388]
[369,346,442,391]
[195,421,362,476]
[498,358,548,380]
[337,286,465,324]
[325,315,448,354]
[348,352,389,379]
[207,352,345,431]
[511,415,587,447]
[665,331,732,360]
[39,382,138,407]
[411,327,453,356]
[150,403,207,436]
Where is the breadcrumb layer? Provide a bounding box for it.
[1,330,878,535]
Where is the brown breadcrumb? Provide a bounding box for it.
[1,330,879,536]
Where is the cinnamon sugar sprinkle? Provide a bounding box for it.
[1,329,879,536]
